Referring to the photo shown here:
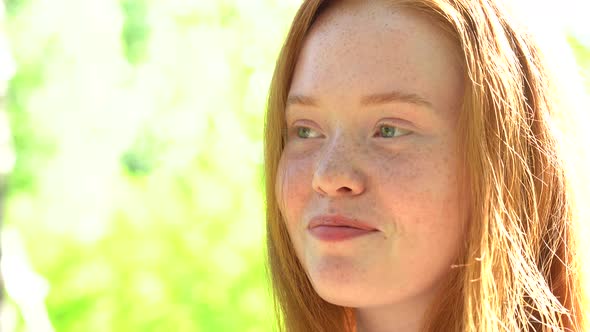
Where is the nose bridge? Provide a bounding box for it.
[320,133,355,167]
[312,132,366,196]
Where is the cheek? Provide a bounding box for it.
[372,146,463,224]
[275,153,314,225]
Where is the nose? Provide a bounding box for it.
[312,139,367,197]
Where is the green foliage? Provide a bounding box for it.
[120,0,150,65]
[3,0,300,331]
[3,0,28,16]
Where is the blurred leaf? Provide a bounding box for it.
[120,0,151,65]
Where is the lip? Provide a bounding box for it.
[308,215,379,242]
[308,214,377,230]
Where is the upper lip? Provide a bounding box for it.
[308,214,378,231]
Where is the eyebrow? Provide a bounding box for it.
[286,90,433,109]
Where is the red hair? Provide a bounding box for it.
[264,1,590,330]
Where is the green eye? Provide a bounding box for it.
[297,127,315,138]
[379,125,398,138]
[378,125,410,138]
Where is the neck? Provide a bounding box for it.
[354,290,436,332]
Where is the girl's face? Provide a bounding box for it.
[276,2,467,311]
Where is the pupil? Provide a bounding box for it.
[298,127,310,138]
[381,126,395,137]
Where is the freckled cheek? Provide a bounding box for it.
[275,154,315,225]
[369,153,421,191]
[370,151,459,219]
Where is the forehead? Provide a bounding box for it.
[289,2,465,114]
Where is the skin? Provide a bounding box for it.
[275,1,467,331]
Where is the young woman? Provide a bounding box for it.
[264,0,590,331]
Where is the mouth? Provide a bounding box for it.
[307,214,379,242]
[309,225,378,241]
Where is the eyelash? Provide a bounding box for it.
[374,124,412,138]
[290,123,412,139]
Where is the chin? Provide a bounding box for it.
[307,266,372,307]
[315,287,364,307]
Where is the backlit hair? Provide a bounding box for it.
[263,0,590,330]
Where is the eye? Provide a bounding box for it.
[295,126,322,139]
[376,124,412,138]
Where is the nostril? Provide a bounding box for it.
[311,165,366,197]
[337,187,353,193]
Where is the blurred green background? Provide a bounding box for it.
[0,0,588,331]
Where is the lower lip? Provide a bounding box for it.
[309,226,377,242]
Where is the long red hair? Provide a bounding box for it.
[264,1,590,331]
